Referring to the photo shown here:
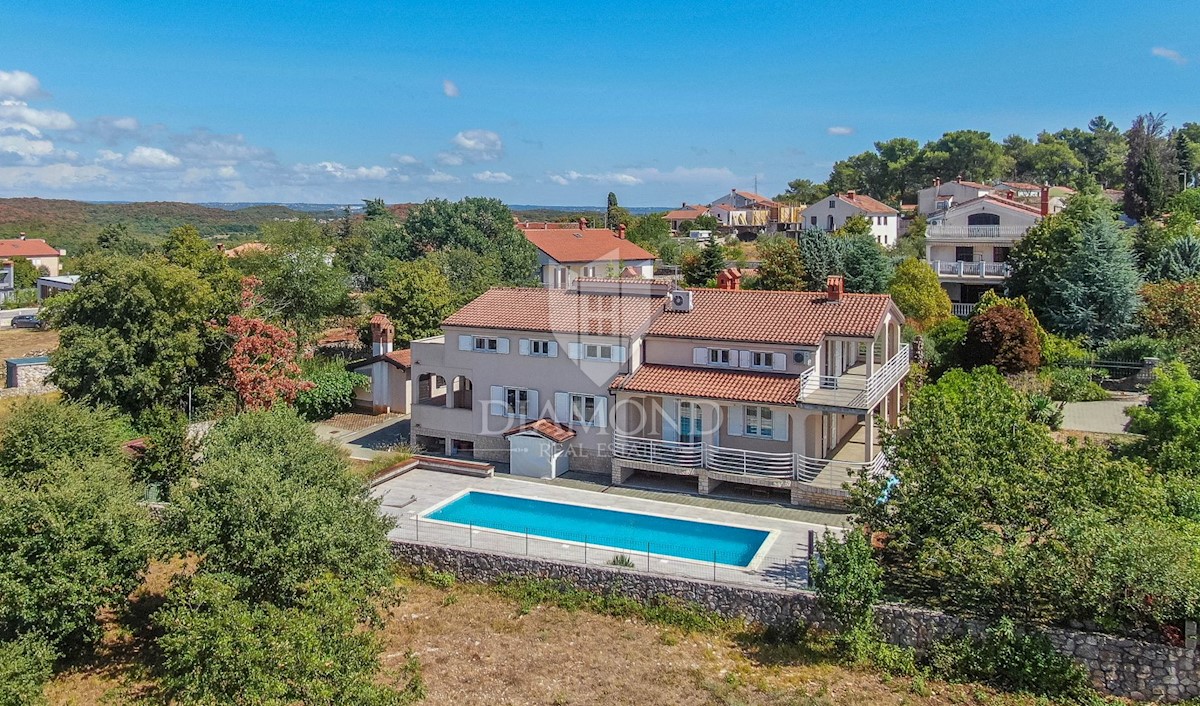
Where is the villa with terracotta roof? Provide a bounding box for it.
[0,235,64,276]
[800,190,899,246]
[409,276,908,505]
[518,219,656,288]
[925,185,1050,316]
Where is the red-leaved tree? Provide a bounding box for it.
[226,277,313,410]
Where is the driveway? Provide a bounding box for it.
[1060,393,1146,435]
[313,414,410,461]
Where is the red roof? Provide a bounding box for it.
[838,193,898,215]
[649,289,898,345]
[733,190,780,207]
[443,287,666,336]
[611,364,801,405]
[503,419,577,442]
[519,224,655,264]
[350,347,412,370]
[0,238,59,259]
[664,205,709,220]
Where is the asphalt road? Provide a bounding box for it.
[0,307,39,327]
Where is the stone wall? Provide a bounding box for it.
[391,540,1200,702]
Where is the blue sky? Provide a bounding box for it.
[0,0,1197,206]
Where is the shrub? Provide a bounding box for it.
[962,305,1042,374]
[813,530,882,634]
[927,618,1092,701]
[0,636,54,706]
[923,317,967,374]
[295,357,370,421]
[1026,393,1065,430]
[888,257,951,330]
[608,554,636,568]
[1100,335,1175,362]
[1043,367,1109,402]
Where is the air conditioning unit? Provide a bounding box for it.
[667,290,693,312]
[793,350,813,365]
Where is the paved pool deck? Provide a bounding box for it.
[373,468,841,589]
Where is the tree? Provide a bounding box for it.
[1038,216,1141,344]
[961,305,1042,374]
[813,529,883,634]
[1151,236,1200,282]
[692,214,722,233]
[0,636,54,706]
[841,234,893,294]
[1138,280,1200,340]
[682,235,726,286]
[9,258,38,289]
[837,214,873,237]
[227,314,310,411]
[797,228,845,290]
[751,236,806,291]
[240,220,353,331]
[1128,362,1200,477]
[775,178,826,205]
[888,258,951,329]
[295,358,370,421]
[917,130,1012,184]
[402,197,537,284]
[625,214,677,264]
[894,214,926,260]
[45,255,220,416]
[1124,113,1179,220]
[366,259,456,345]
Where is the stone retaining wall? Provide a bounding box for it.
[391,540,1200,702]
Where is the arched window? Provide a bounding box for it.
[450,376,473,410]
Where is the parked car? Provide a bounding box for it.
[10,314,44,329]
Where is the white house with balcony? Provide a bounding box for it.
[916,177,994,216]
[409,275,909,508]
[800,191,899,247]
[925,192,1046,316]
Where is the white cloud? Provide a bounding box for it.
[125,146,182,169]
[0,133,55,162]
[1152,47,1187,65]
[827,126,854,136]
[0,70,41,99]
[426,170,459,184]
[451,129,503,160]
[0,162,111,189]
[443,79,460,98]
[294,161,391,181]
[97,149,123,163]
[435,151,465,166]
[394,154,420,165]
[473,170,512,183]
[0,100,75,130]
[551,170,642,186]
[549,174,569,186]
[173,128,272,163]
[624,166,737,183]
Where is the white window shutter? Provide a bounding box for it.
[661,398,678,441]
[594,396,608,428]
[497,338,510,354]
[614,345,628,363]
[693,347,708,365]
[568,342,582,360]
[555,392,570,422]
[738,350,751,368]
[772,352,787,371]
[489,385,505,416]
[518,339,530,356]
[773,409,789,442]
[547,341,559,358]
[727,406,744,436]
[526,390,539,418]
[458,335,472,351]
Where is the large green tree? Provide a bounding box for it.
[888,257,950,329]
[366,259,456,345]
[751,236,806,291]
[403,198,538,284]
[1124,113,1180,220]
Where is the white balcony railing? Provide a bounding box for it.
[798,344,910,409]
[611,434,884,486]
[952,302,976,318]
[926,225,1031,240]
[929,260,1011,279]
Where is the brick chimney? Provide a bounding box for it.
[1040,183,1050,216]
[847,189,856,200]
[369,313,394,357]
[717,267,742,290]
[578,217,587,229]
[826,275,844,303]
[18,232,25,241]
[1006,190,1016,201]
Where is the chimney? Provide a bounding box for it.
[682,201,687,208]
[18,232,26,241]
[578,217,587,229]
[847,189,856,200]
[717,267,742,291]
[933,176,941,188]
[826,275,844,303]
[1040,183,1050,216]
[369,313,394,357]
[216,243,225,252]
[617,224,627,239]
[1006,190,1015,201]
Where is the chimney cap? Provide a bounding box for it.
[826,274,845,302]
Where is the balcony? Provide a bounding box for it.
[926,225,1030,241]
[930,260,1010,280]
[952,302,976,318]
[797,344,910,410]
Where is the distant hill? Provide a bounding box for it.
[0,198,330,254]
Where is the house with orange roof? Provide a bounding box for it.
[925,186,1050,316]
[0,234,64,276]
[518,218,656,288]
[409,275,908,506]
[915,177,995,216]
[800,190,899,246]
[663,203,712,233]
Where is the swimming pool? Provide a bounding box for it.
[421,491,771,567]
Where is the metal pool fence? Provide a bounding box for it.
[390,513,819,591]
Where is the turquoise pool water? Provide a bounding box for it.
[422,491,770,567]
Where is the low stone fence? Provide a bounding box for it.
[391,540,1200,702]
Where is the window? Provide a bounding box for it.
[744,406,774,439]
[955,246,975,263]
[993,246,1010,263]
[570,394,600,426]
[679,400,703,442]
[530,339,551,356]
[750,351,772,369]
[473,336,499,353]
[584,343,613,361]
[828,200,835,208]
[708,348,732,365]
[810,216,817,226]
[881,216,888,225]
[505,387,530,417]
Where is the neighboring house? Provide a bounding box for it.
[800,191,899,247]
[409,276,909,507]
[222,242,269,258]
[348,314,413,414]
[663,203,711,233]
[925,188,1048,316]
[915,178,994,216]
[0,235,64,276]
[36,274,79,300]
[518,219,656,288]
[710,189,779,236]
[0,260,13,302]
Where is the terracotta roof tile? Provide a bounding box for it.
[503,418,577,442]
[350,348,412,370]
[838,193,898,214]
[611,364,801,405]
[518,224,655,263]
[665,205,710,220]
[0,238,60,259]
[649,289,897,345]
[443,287,665,337]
